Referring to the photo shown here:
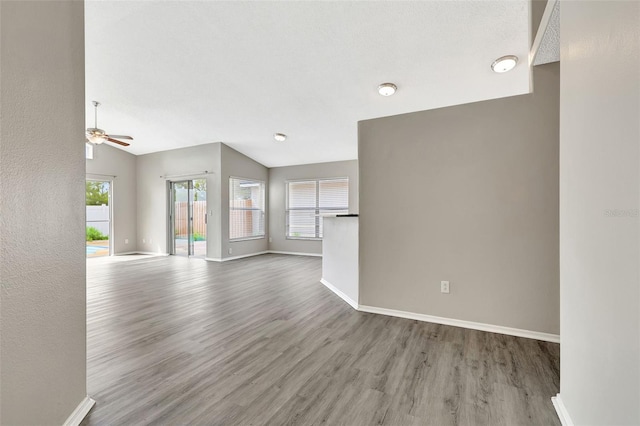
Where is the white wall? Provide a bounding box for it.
[358,63,560,335]
[559,2,640,424]
[322,217,359,305]
[268,160,358,255]
[87,143,138,254]
[136,143,221,257]
[0,1,87,424]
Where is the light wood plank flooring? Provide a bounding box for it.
[82,254,560,425]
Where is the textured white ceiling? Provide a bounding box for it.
[532,0,560,66]
[86,1,532,167]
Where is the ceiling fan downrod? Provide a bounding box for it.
[92,100,100,129]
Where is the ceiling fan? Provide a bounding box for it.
[86,101,133,147]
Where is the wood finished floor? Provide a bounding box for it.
[83,254,560,426]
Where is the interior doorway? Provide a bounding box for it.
[86,179,112,258]
[170,179,207,257]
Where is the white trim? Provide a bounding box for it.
[224,251,268,260]
[229,236,266,242]
[205,251,321,262]
[132,251,170,256]
[205,251,270,262]
[268,250,322,257]
[320,278,358,309]
[85,173,115,180]
[285,236,322,241]
[357,305,560,343]
[551,394,574,426]
[87,251,168,258]
[63,396,95,426]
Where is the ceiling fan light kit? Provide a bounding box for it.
[87,128,106,144]
[86,101,133,147]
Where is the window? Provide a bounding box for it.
[286,178,349,239]
[229,177,265,240]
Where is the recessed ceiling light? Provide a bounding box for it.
[491,55,519,73]
[274,133,287,142]
[378,83,397,96]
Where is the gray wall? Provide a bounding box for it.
[559,2,640,424]
[87,144,138,254]
[104,147,355,258]
[0,1,87,424]
[268,160,358,255]
[221,143,269,259]
[135,142,267,260]
[136,143,221,257]
[358,63,560,334]
[531,0,548,41]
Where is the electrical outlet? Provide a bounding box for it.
[125,238,129,244]
[142,238,146,244]
[149,238,152,244]
[441,281,450,294]
[269,237,273,243]
[228,247,233,254]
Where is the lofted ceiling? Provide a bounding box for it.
[85,1,532,167]
[532,0,559,66]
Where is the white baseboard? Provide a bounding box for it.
[114,251,142,256]
[320,278,359,309]
[357,305,560,343]
[205,251,270,262]
[63,396,95,426]
[206,250,322,262]
[268,250,322,257]
[131,251,170,256]
[316,281,558,342]
[551,394,574,426]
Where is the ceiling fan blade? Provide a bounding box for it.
[106,137,130,147]
[106,134,133,140]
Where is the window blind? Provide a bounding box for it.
[286,178,348,239]
[229,177,265,240]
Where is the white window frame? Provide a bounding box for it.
[285,177,349,240]
[229,176,266,241]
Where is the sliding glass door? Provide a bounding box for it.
[170,179,206,257]
[172,181,190,256]
[86,179,111,258]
